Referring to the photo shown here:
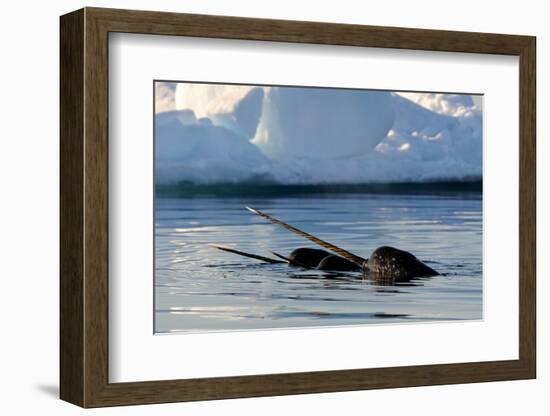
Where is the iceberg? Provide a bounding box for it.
[252,87,395,160]
[155,82,482,185]
[155,110,274,184]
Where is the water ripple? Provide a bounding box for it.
[155,194,482,333]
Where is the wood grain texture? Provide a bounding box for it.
[59,7,537,408]
[83,10,110,406]
[59,8,84,407]
[518,38,536,376]
[88,7,532,54]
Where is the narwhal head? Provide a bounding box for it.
[365,246,439,281]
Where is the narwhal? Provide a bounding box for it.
[210,207,438,282]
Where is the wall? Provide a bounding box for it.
[0,0,545,414]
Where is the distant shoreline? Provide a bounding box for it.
[155,180,482,197]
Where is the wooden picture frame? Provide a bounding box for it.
[60,7,536,408]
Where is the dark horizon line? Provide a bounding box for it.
[155,180,483,197]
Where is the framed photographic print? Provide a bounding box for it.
[60,7,536,408]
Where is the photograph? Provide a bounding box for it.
[154,81,483,333]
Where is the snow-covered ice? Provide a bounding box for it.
[155,83,482,185]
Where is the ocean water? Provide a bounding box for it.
[155,190,482,333]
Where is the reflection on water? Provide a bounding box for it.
[155,193,482,333]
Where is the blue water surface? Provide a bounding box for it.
[155,192,482,333]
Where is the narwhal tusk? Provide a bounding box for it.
[245,207,367,266]
[271,251,292,262]
[209,244,286,264]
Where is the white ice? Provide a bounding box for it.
[155,83,482,184]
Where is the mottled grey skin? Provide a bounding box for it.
[288,248,332,268]
[287,246,437,280]
[364,246,438,282]
[317,255,362,272]
[212,242,438,282]
[241,207,439,282]
[287,248,361,271]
